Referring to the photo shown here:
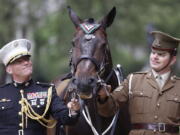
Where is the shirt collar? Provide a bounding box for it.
[152,69,170,81]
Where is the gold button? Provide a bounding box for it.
[20,90,24,93]
[37,105,40,108]
[19,123,23,127]
[18,112,22,115]
[157,103,160,107]
[153,129,156,133]
[140,92,143,96]
[154,115,158,119]
[1,106,5,110]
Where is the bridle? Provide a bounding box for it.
[69,22,110,80]
[67,21,121,135]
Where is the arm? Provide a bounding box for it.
[97,77,130,117]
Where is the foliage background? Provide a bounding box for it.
[0,0,180,83]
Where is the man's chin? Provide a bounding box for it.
[151,66,160,71]
[24,71,32,76]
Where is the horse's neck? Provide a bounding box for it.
[82,98,101,127]
[55,79,71,99]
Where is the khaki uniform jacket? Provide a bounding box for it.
[98,71,180,135]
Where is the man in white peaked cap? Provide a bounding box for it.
[0,39,80,135]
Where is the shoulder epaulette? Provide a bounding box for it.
[0,83,11,88]
[36,81,55,87]
[132,71,149,74]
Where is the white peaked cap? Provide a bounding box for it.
[0,39,31,66]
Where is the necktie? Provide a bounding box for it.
[156,75,164,89]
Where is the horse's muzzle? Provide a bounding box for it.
[71,76,97,99]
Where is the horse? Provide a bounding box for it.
[48,6,131,135]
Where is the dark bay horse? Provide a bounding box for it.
[48,6,131,135]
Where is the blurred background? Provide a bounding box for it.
[0,0,180,84]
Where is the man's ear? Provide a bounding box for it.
[170,56,177,66]
[6,65,12,74]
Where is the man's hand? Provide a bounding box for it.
[98,84,111,101]
[67,98,80,112]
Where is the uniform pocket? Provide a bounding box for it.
[166,94,180,119]
[0,100,14,119]
[0,100,13,110]
[129,91,152,114]
[27,98,47,115]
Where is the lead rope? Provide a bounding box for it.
[81,83,118,135]
[81,64,124,135]
[19,87,57,130]
[82,105,117,135]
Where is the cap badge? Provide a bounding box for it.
[154,39,161,47]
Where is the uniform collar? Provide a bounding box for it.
[146,70,176,92]
[13,79,33,88]
[152,69,171,83]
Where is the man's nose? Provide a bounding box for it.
[153,53,159,59]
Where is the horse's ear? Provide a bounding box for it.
[99,7,116,28]
[67,6,82,28]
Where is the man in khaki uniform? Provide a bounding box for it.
[98,31,180,135]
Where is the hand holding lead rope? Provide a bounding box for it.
[97,83,111,103]
[67,92,80,117]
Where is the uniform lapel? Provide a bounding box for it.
[146,71,159,89]
[161,75,176,92]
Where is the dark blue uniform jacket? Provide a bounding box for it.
[0,79,78,135]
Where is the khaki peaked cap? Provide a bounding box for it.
[151,31,180,52]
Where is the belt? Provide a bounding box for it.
[132,123,179,133]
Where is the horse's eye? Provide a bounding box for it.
[72,78,78,85]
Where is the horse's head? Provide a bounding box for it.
[68,6,116,99]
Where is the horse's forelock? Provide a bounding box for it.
[84,18,95,24]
